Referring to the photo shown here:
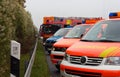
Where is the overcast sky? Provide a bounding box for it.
[25,0,120,29]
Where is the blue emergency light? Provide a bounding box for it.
[109,12,117,16]
[109,12,120,18]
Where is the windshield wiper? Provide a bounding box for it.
[96,39,117,42]
[81,39,95,42]
[81,39,118,42]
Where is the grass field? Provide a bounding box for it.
[30,39,51,77]
[20,52,30,77]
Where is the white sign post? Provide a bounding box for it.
[10,40,21,77]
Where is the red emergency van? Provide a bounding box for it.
[60,12,120,77]
[51,24,94,69]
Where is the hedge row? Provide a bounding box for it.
[0,0,37,76]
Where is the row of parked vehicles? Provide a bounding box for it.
[39,16,102,45]
[40,12,120,77]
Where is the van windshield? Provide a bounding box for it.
[53,28,70,36]
[82,20,120,42]
[42,24,61,34]
[64,25,92,38]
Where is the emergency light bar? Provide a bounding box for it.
[82,17,103,24]
[109,12,120,19]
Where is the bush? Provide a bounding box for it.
[0,0,38,76]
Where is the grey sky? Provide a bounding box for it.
[25,0,120,29]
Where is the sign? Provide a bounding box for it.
[10,40,21,77]
[11,40,20,59]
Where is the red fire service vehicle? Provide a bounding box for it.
[51,23,93,69]
[39,16,84,45]
[39,16,66,44]
[50,17,102,70]
[60,12,120,77]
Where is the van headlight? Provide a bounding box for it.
[62,47,67,52]
[64,53,69,61]
[105,57,120,65]
[52,47,55,51]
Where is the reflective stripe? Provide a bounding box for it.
[99,47,118,57]
[111,48,120,56]
[107,48,120,56]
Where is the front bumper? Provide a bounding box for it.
[60,60,120,77]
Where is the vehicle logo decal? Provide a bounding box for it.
[80,56,87,64]
[99,47,118,57]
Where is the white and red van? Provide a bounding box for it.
[60,12,120,77]
[50,24,94,69]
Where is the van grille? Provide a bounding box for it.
[54,47,62,51]
[54,47,67,52]
[70,56,103,66]
[54,55,63,59]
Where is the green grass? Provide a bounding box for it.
[20,52,30,77]
[30,39,51,77]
